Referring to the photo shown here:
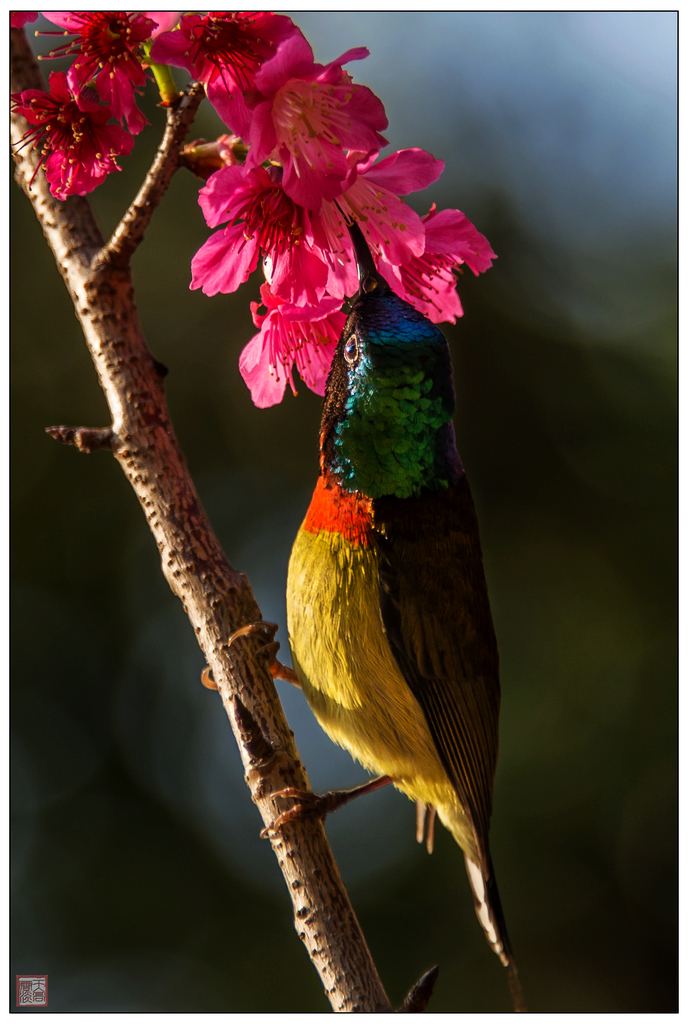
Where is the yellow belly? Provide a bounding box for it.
[286,524,477,858]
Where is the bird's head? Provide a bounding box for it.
[320,221,462,500]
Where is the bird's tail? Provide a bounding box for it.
[463,852,527,1012]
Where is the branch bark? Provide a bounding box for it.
[11,26,392,1013]
[94,81,205,270]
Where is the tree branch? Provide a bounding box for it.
[11,27,392,1013]
[94,81,206,270]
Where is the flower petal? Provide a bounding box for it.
[94,65,147,135]
[198,164,249,228]
[279,293,345,322]
[244,99,277,168]
[253,33,315,97]
[11,12,38,27]
[190,223,259,295]
[424,208,497,274]
[292,316,344,395]
[40,11,82,29]
[311,201,359,299]
[47,69,72,104]
[334,84,388,151]
[377,255,464,324]
[149,19,198,71]
[239,329,288,408]
[269,241,328,307]
[363,148,444,196]
[340,176,426,267]
[280,139,348,209]
[143,11,181,37]
[317,46,371,83]
[206,79,253,137]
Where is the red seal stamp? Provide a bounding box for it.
[16,976,48,1007]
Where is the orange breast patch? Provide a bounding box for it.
[303,474,374,547]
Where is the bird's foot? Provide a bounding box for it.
[261,775,392,838]
[200,620,301,692]
[260,788,343,837]
[415,801,437,854]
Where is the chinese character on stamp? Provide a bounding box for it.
[16,976,48,1007]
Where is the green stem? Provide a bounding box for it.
[143,41,181,106]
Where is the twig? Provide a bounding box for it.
[94,81,205,270]
[11,26,392,1013]
[45,425,116,453]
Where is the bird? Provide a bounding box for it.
[282,218,525,1011]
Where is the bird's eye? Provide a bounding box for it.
[344,336,359,365]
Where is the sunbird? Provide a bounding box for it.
[283,220,524,1011]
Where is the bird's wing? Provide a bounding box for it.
[373,474,500,860]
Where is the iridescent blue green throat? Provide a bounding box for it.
[327,289,462,500]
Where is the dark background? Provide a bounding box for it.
[11,12,676,1012]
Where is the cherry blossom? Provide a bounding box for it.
[239,284,345,407]
[379,205,497,323]
[12,70,133,200]
[190,163,328,307]
[11,10,496,408]
[246,34,388,209]
[150,12,299,137]
[313,147,445,299]
[39,11,155,134]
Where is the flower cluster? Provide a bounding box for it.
[12,10,181,196]
[11,11,496,407]
[12,70,133,199]
[175,27,496,404]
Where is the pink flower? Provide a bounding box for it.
[246,34,388,209]
[379,205,497,323]
[39,11,155,134]
[11,12,38,28]
[190,163,328,307]
[12,70,133,200]
[240,284,345,407]
[313,147,445,299]
[149,11,299,137]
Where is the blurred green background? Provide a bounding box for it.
[11,12,676,1013]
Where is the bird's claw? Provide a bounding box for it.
[201,621,301,692]
[201,666,218,690]
[260,787,338,838]
[228,620,279,648]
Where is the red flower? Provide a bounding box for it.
[150,11,299,137]
[39,11,155,134]
[12,70,133,200]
